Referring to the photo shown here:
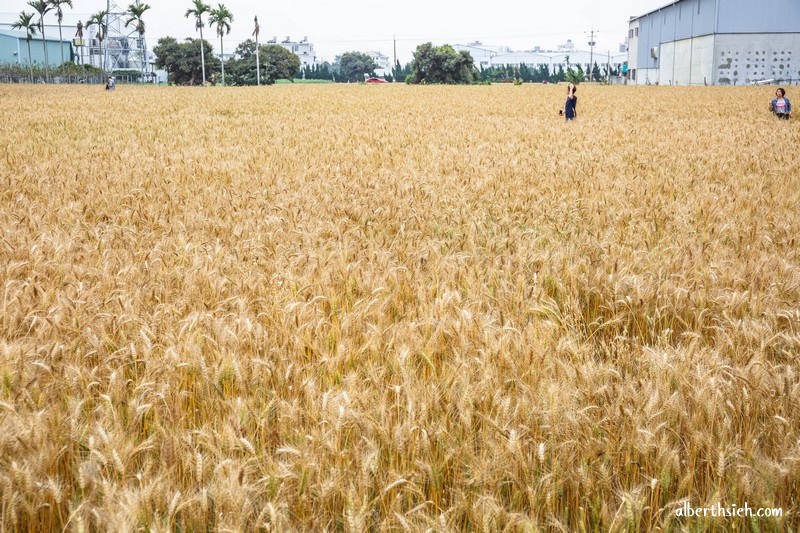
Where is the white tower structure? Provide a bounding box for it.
[94,0,148,73]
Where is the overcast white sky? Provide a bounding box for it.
[2,1,668,63]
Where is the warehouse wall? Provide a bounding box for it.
[717,0,800,34]
[713,32,800,84]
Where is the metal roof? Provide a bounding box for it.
[0,29,69,42]
[629,0,683,22]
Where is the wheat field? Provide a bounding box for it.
[0,83,799,531]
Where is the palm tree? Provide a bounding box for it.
[185,0,211,85]
[125,2,151,82]
[75,20,84,67]
[208,4,233,86]
[28,0,52,82]
[12,11,37,82]
[565,68,582,85]
[87,11,107,69]
[46,0,73,77]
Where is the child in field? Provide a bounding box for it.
[769,88,791,119]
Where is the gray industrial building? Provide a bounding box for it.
[627,0,800,85]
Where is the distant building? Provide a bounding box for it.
[453,42,512,70]
[628,0,800,85]
[557,39,575,52]
[269,36,316,68]
[454,39,626,76]
[491,49,627,75]
[367,50,391,76]
[0,29,73,68]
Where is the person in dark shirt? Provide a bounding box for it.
[564,83,577,121]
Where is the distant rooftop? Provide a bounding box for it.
[0,29,70,42]
[629,0,682,22]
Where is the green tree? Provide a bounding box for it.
[152,36,181,77]
[300,61,335,81]
[554,64,565,83]
[537,64,550,83]
[592,62,602,82]
[318,62,334,81]
[184,0,211,85]
[565,67,581,85]
[408,42,476,84]
[226,38,257,84]
[208,4,233,85]
[11,11,37,81]
[392,60,410,82]
[224,40,299,85]
[153,36,219,85]
[27,0,52,81]
[519,63,531,82]
[46,0,72,77]
[125,2,151,82]
[337,51,377,82]
[262,45,300,84]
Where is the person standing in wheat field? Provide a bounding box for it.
[564,83,578,121]
[769,87,791,119]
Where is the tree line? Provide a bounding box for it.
[12,0,100,82]
[153,39,624,86]
[478,62,619,84]
[9,0,618,87]
[153,44,391,86]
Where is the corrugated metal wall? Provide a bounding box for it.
[717,0,800,33]
[636,0,800,77]
[0,34,19,65]
[636,0,718,70]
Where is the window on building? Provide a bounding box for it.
[629,29,634,38]
[635,27,639,36]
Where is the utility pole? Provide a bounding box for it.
[393,35,397,82]
[587,28,596,81]
[75,20,84,66]
[254,16,261,86]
